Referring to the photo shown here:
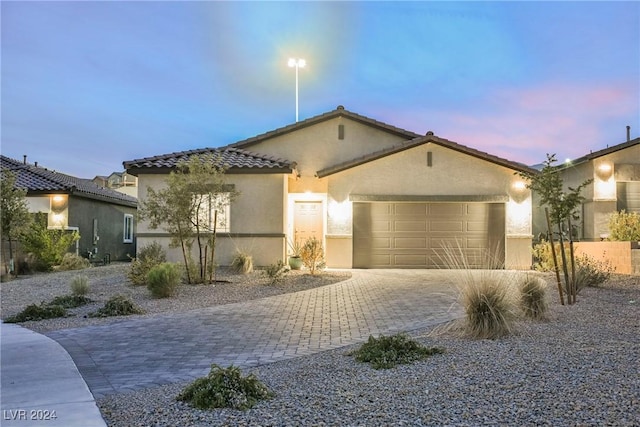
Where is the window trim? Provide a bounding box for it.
[123,214,134,243]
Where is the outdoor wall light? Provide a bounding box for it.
[596,162,613,181]
[510,180,528,203]
[50,194,68,213]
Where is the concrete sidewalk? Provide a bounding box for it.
[1,322,106,427]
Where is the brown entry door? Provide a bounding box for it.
[294,201,323,244]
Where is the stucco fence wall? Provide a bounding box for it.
[573,241,640,275]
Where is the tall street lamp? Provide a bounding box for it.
[288,58,306,122]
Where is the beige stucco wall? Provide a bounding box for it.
[136,172,289,266]
[558,144,640,241]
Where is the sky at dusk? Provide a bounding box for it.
[2,1,639,179]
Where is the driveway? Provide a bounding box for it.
[47,270,463,398]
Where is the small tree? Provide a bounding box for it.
[518,154,592,305]
[21,215,80,271]
[1,171,32,276]
[138,153,238,284]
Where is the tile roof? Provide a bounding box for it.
[558,137,640,168]
[316,133,540,178]
[228,105,421,149]
[123,147,296,175]
[1,155,137,207]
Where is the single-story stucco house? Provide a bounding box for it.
[548,136,640,241]
[1,155,138,265]
[125,106,539,269]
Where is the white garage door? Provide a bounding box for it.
[353,202,505,268]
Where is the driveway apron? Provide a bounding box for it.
[47,270,463,398]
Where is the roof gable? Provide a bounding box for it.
[123,147,296,175]
[1,155,137,207]
[316,133,540,178]
[228,105,421,150]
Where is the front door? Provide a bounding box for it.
[294,201,323,244]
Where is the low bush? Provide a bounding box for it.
[263,260,289,284]
[146,263,181,298]
[461,277,516,339]
[70,275,90,296]
[57,253,91,271]
[89,295,145,317]
[231,251,253,274]
[299,237,326,275]
[532,239,570,272]
[608,210,640,241]
[4,303,67,323]
[49,294,92,308]
[572,255,613,292]
[519,276,548,320]
[128,241,167,286]
[348,333,444,370]
[177,364,273,410]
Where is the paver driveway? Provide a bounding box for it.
[47,270,463,398]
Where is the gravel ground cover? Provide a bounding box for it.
[0,263,351,334]
[2,265,638,426]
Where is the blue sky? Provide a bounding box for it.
[2,1,639,178]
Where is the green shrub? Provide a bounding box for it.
[70,275,90,296]
[146,262,181,298]
[608,210,640,241]
[56,253,90,271]
[348,333,444,369]
[572,255,613,292]
[4,303,67,323]
[263,260,289,284]
[177,364,273,410]
[127,241,166,286]
[532,239,570,272]
[89,295,145,317]
[231,251,253,274]
[519,276,548,320]
[49,294,92,308]
[299,237,325,275]
[20,217,80,271]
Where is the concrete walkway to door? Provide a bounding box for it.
[47,270,464,399]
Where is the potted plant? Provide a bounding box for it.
[287,238,303,270]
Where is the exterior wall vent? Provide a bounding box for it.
[338,124,345,140]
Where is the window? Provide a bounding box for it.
[194,193,231,233]
[123,214,134,243]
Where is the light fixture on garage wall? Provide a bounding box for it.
[509,180,528,203]
[596,162,613,181]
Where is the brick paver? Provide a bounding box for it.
[47,270,463,398]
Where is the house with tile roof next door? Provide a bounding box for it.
[125,106,538,270]
[1,155,138,267]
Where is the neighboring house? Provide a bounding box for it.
[125,106,538,269]
[1,155,138,262]
[546,137,640,241]
[92,171,138,198]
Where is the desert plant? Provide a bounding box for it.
[349,333,444,369]
[608,210,640,241]
[532,239,571,272]
[572,255,613,292]
[57,253,91,271]
[299,237,325,275]
[89,295,145,317]
[231,251,253,274]
[49,294,92,308]
[177,364,273,410]
[146,262,182,298]
[20,218,80,271]
[439,243,518,339]
[4,303,67,323]
[70,275,90,296]
[263,260,289,284]
[128,241,167,286]
[519,276,548,320]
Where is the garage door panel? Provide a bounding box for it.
[429,220,464,232]
[353,201,505,268]
[395,220,427,232]
[394,237,427,248]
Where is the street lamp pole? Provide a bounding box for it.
[288,58,306,122]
